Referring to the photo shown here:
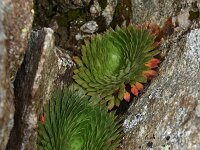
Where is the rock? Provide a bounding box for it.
[90,1,102,17]
[124,4,200,149]
[6,28,74,150]
[0,0,33,148]
[195,104,200,117]
[177,9,191,29]
[131,0,199,26]
[80,21,98,33]
[3,0,34,80]
[54,0,88,10]
[0,2,34,147]
[0,3,14,150]
[102,0,118,25]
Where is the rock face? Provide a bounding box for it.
[6,28,73,150]
[0,0,34,149]
[3,0,34,79]
[0,7,14,150]
[123,0,200,149]
[131,0,197,25]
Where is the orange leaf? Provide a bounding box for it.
[135,82,144,91]
[39,113,45,124]
[131,85,138,96]
[143,70,158,79]
[123,92,130,102]
[145,58,160,68]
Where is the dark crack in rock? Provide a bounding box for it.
[0,1,33,147]
[6,28,73,150]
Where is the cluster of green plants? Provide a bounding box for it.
[73,25,160,109]
[37,25,160,150]
[37,86,122,150]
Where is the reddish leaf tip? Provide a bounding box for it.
[135,82,144,91]
[145,58,160,68]
[39,113,45,124]
[143,70,158,79]
[123,92,131,102]
[131,85,139,96]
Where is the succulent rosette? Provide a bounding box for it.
[73,25,160,109]
[37,86,122,150]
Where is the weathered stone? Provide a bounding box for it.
[1,0,33,148]
[123,0,200,149]
[90,0,102,17]
[6,28,73,150]
[3,0,34,80]
[102,0,118,25]
[80,21,98,33]
[177,9,191,29]
[33,0,119,53]
[131,0,199,26]
[0,2,14,150]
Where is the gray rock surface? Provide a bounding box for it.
[132,0,199,27]
[0,4,14,150]
[3,0,34,80]
[123,0,200,149]
[0,0,33,149]
[6,28,73,150]
[0,0,34,148]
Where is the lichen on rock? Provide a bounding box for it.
[123,0,200,149]
[123,23,200,150]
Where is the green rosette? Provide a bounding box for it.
[73,25,160,109]
[37,86,122,150]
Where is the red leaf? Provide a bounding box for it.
[123,92,130,102]
[39,113,45,124]
[145,58,160,68]
[143,70,158,79]
[131,85,139,96]
[135,82,144,91]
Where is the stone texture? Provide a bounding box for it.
[0,0,34,149]
[124,0,200,149]
[6,28,73,150]
[3,0,34,80]
[33,0,120,52]
[0,4,14,150]
[131,0,199,26]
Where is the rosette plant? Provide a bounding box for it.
[37,86,122,150]
[73,24,161,109]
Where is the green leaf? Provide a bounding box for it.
[107,99,115,110]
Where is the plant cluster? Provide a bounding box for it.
[37,24,161,150]
[73,24,160,109]
[37,87,122,150]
